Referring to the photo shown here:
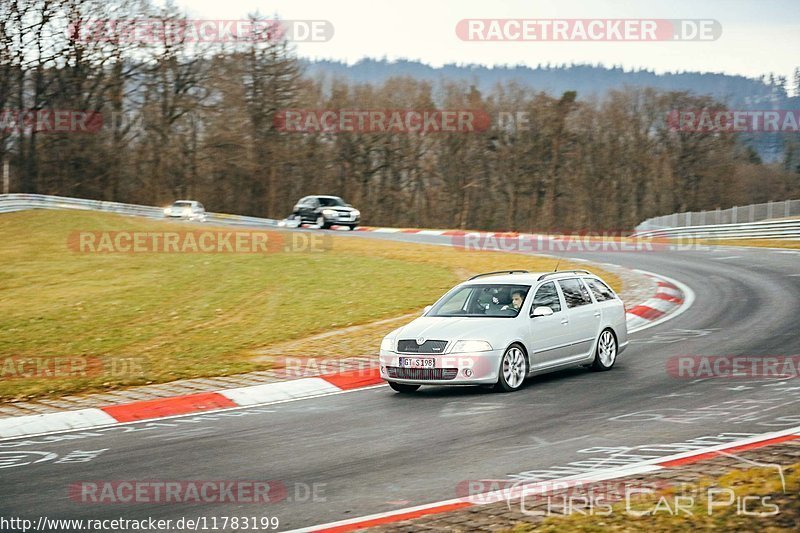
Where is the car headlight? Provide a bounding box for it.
[322,209,337,217]
[451,340,493,353]
[380,336,396,351]
[352,209,360,217]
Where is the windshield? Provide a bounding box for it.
[172,201,192,208]
[317,197,346,207]
[428,284,530,318]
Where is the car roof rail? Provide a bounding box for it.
[537,270,592,281]
[469,270,529,281]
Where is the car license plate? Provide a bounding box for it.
[399,357,434,368]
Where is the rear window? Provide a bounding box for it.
[585,278,616,302]
[558,278,593,308]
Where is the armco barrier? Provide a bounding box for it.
[632,218,800,240]
[636,199,800,231]
[0,193,278,227]
[5,193,797,241]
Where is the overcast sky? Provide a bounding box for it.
[174,0,800,85]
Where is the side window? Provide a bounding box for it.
[558,278,592,308]
[585,278,616,302]
[531,282,561,315]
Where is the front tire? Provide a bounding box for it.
[316,215,329,229]
[388,382,420,393]
[495,344,528,392]
[591,329,617,371]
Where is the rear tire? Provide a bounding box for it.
[388,382,420,393]
[591,329,617,371]
[495,344,528,392]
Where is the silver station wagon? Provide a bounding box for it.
[379,270,628,393]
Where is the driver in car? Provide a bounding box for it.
[501,290,526,312]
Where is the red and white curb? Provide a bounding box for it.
[0,369,383,439]
[288,426,800,533]
[354,227,543,238]
[0,273,689,440]
[296,224,454,234]
[626,269,694,333]
[307,225,553,238]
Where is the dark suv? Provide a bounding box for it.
[292,195,361,230]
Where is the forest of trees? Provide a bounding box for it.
[2,0,799,231]
[305,58,799,111]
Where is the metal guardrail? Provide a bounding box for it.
[3,193,797,241]
[633,218,800,240]
[0,193,279,227]
[636,199,800,232]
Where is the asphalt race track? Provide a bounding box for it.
[2,229,800,531]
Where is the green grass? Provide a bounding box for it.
[697,238,800,249]
[0,210,618,400]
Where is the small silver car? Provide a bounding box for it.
[379,270,628,393]
[163,200,206,222]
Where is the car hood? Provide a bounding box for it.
[393,316,514,343]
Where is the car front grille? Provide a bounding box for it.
[387,367,458,380]
[397,339,448,353]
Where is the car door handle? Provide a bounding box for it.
[560,318,569,325]
[593,312,601,317]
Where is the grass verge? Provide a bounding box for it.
[0,210,618,400]
[696,238,800,249]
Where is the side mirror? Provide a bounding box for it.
[423,305,432,315]
[532,306,554,317]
